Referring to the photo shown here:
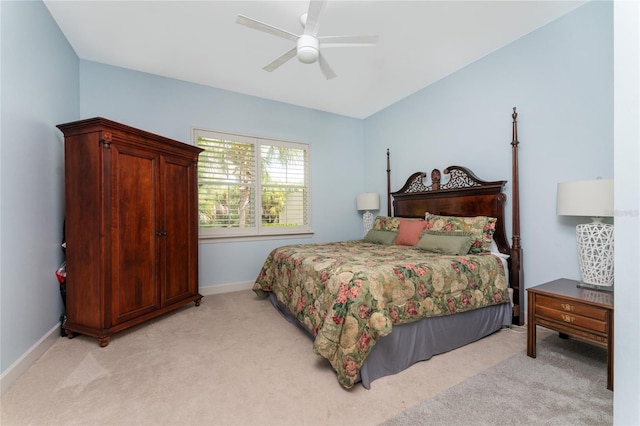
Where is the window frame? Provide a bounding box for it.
[193,128,312,242]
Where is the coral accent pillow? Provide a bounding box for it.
[395,218,427,246]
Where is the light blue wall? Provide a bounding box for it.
[364,1,613,293]
[78,61,366,286]
[0,0,79,373]
[4,3,638,421]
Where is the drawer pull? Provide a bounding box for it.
[560,303,574,312]
[561,314,575,323]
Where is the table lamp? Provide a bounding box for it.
[556,178,614,289]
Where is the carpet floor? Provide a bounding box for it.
[382,334,612,425]
[0,290,610,425]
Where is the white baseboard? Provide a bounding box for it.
[0,322,61,395]
[199,281,254,296]
[0,281,252,396]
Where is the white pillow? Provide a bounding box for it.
[490,239,510,259]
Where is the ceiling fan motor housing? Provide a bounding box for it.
[297,34,319,64]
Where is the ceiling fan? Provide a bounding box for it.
[236,0,378,80]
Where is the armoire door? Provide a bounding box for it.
[160,155,199,306]
[109,142,161,325]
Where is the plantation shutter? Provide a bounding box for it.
[260,142,309,231]
[196,133,257,232]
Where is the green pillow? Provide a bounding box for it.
[363,229,398,245]
[415,231,474,255]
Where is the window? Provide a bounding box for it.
[194,129,311,240]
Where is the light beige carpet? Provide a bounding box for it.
[382,334,612,425]
[1,290,528,425]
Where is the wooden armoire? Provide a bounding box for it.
[57,118,203,347]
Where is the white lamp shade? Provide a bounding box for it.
[356,193,380,211]
[556,179,613,218]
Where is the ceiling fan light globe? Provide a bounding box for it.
[297,46,319,63]
[297,34,319,64]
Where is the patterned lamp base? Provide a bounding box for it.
[576,222,614,288]
[363,211,374,235]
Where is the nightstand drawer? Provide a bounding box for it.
[536,305,608,333]
[536,294,607,321]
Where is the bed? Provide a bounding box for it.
[253,108,524,389]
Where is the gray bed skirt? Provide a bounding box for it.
[268,292,512,389]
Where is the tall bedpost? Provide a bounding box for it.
[510,107,524,325]
[386,148,391,216]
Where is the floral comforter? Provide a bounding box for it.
[253,240,509,389]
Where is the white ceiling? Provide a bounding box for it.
[43,0,587,119]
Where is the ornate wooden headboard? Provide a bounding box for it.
[386,108,523,325]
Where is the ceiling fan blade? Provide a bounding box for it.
[318,35,379,47]
[263,47,298,72]
[303,0,326,37]
[236,15,299,42]
[318,53,336,80]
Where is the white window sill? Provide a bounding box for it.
[198,232,314,244]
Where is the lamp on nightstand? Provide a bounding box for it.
[357,193,379,235]
[556,178,614,289]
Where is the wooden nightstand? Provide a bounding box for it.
[527,278,614,390]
